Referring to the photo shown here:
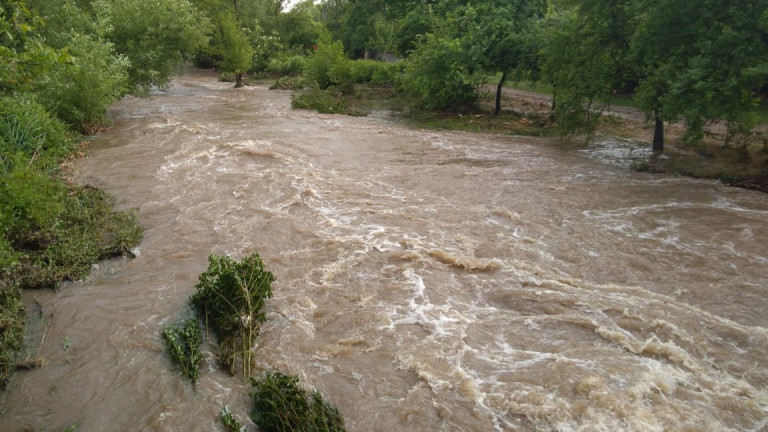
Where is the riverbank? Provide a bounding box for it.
[0,101,143,388]
[299,83,768,193]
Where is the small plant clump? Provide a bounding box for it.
[191,253,275,377]
[250,371,345,432]
[161,317,203,383]
[220,406,245,432]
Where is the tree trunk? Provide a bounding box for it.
[235,73,244,88]
[652,110,664,152]
[494,71,507,116]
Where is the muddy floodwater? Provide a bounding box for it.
[2,69,767,431]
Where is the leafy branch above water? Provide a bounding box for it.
[191,253,275,378]
[161,316,203,384]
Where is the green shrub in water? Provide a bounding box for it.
[250,371,345,432]
[162,317,203,383]
[191,253,274,377]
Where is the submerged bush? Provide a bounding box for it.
[162,316,203,383]
[250,371,345,432]
[270,75,305,91]
[191,253,275,377]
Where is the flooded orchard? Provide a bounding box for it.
[1,69,767,431]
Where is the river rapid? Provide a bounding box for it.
[1,69,767,431]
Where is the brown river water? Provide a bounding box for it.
[2,69,767,431]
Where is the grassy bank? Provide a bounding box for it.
[0,96,142,387]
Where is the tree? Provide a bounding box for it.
[36,33,130,132]
[402,33,482,109]
[460,0,546,115]
[540,7,620,137]
[542,0,768,151]
[212,11,253,87]
[94,0,210,93]
[0,0,67,93]
[631,0,768,150]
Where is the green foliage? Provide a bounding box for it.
[250,371,345,432]
[401,34,481,109]
[0,95,75,171]
[191,253,274,377]
[540,9,615,138]
[212,12,254,87]
[267,54,306,77]
[36,33,130,133]
[162,317,203,383]
[248,21,284,73]
[369,61,401,86]
[0,0,69,93]
[94,0,210,93]
[0,281,25,389]
[305,39,345,90]
[291,88,346,114]
[220,406,245,432]
[630,0,767,144]
[273,4,321,52]
[331,59,396,87]
[25,0,98,50]
[270,75,305,91]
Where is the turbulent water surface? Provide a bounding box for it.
[2,69,767,431]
